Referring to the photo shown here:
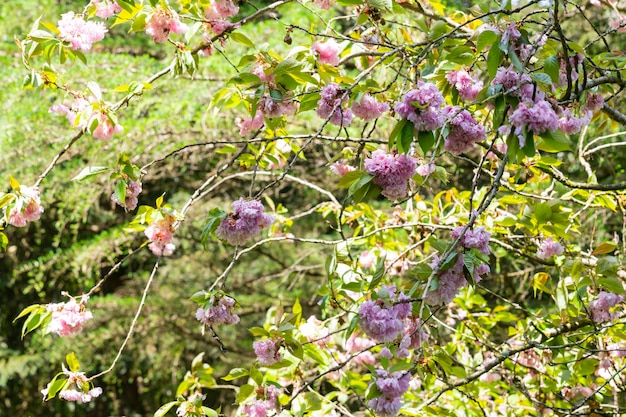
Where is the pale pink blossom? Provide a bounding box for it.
[91,0,122,18]
[351,93,389,121]
[311,39,341,66]
[330,161,355,177]
[536,237,563,259]
[205,0,239,20]
[254,339,282,366]
[216,198,274,246]
[359,250,376,268]
[367,370,410,417]
[237,112,264,135]
[346,334,376,365]
[446,70,483,102]
[316,83,353,127]
[242,385,280,417]
[416,163,435,176]
[359,285,412,342]
[364,150,417,200]
[451,226,491,255]
[311,0,332,9]
[584,93,604,113]
[145,216,176,256]
[58,12,107,51]
[509,99,559,146]
[46,296,93,337]
[195,295,240,326]
[492,65,542,103]
[589,292,623,323]
[207,19,234,35]
[561,386,594,401]
[145,8,188,43]
[111,179,142,211]
[395,82,445,131]
[91,111,123,140]
[6,185,44,227]
[443,106,486,155]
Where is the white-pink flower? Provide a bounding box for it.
[5,185,44,228]
[91,0,122,18]
[351,93,389,121]
[145,216,176,256]
[253,339,282,366]
[46,296,93,337]
[536,237,563,260]
[195,295,240,326]
[91,111,123,140]
[58,12,107,51]
[446,70,483,102]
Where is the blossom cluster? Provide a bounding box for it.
[316,83,353,127]
[46,296,93,337]
[311,39,341,66]
[345,333,376,365]
[111,179,142,211]
[446,70,483,102]
[395,81,445,131]
[442,106,487,155]
[58,12,107,51]
[204,0,238,35]
[49,95,123,140]
[42,369,102,403]
[364,150,417,200]
[450,226,491,255]
[91,0,122,18]
[359,285,412,343]
[195,295,240,327]
[4,185,44,228]
[536,237,563,260]
[367,369,411,417]
[589,292,623,323]
[253,338,283,366]
[242,385,280,417]
[351,93,390,122]
[145,7,188,43]
[425,255,490,306]
[144,216,176,256]
[176,392,206,417]
[216,198,274,246]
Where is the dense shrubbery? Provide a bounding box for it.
[2,0,626,416]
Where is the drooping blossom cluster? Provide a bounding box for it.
[589,291,623,323]
[561,386,595,401]
[364,150,417,200]
[359,250,376,269]
[492,65,541,103]
[397,317,429,358]
[257,95,298,119]
[394,81,445,131]
[351,93,390,121]
[585,93,604,113]
[145,7,188,43]
[4,185,44,228]
[204,0,239,34]
[91,0,122,18]
[316,83,353,127]
[195,294,240,326]
[446,70,483,102]
[42,369,103,403]
[237,112,264,135]
[253,339,283,366]
[451,226,491,255]
[242,385,280,417]
[92,111,124,140]
[558,108,590,135]
[57,12,107,51]
[144,216,176,256]
[359,285,412,342]
[508,100,559,145]
[49,95,123,140]
[330,161,356,177]
[46,295,93,337]
[111,179,142,211]
[311,39,341,66]
[216,198,274,246]
[367,369,410,417]
[299,315,330,346]
[425,255,490,306]
[442,106,487,155]
[536,237,563,260]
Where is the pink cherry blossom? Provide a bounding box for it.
[311,0,332,9]
[416,162,435,176]
[91,111,123,140]
[316,83,354,127]
[6,185,44,227]
[536,237,563,259]
[58,12,107,51]
[330,161,356,177]
[446,70,483,102]
[584,93,604,113]
[46,296,93,337]
[205,0,239,20]
[111,179,142,211]
[451,226,491,255]
[195,295,239,326]
[145,216,176,256]
[443,106,487,155]
[216,198,274,246]
[253,339,282,366]
[345,334,376,365]
[359,285,412,342]
[91,0,122,18]
[242,385,280,417]
[311,39,341,66]
[589,292,623,323]
[364,150,417,200]
[367,370,410,417]
[351,93,389,121]
[145,8,188,43]
[237,112,265,135]
[492,65,542,103]
[394,82,445,131]
[509,99,559,145]
[359,250,376,268]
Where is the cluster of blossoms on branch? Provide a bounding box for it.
[395,81,446,132]
[50,93,123,141]
[241,385,281,417]
[367,370,411,417]
[90,0,122,19]
[253,338,283,366]
[195,294,240,327]
[311,39,341,66]
[145,215,176,256]
[57,12,107,51]
[216,198,274,246]
[42,368,103,403]
[111,179,142,211]
[46,295,93,337]
[3,185,44,228]
[204,0,239,35]
[145,6,189,43]
[589,291,623,323]
[364,150,417,200]
[536,237,564,260]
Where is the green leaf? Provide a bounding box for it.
[338,170,365,188]
[389,118,408,149]
[154,401,179,417]
[221,368,249,381]
[201,208,227,249]
[592,242,617,256]
[45,375,68,401]
[538,130,572,152]
[522,130,535,157]
[202,407,219,417]
[0,193,14,210]
[487,39,503,81]
[418,130,435,154]
[476,30,498,52]
[236,384,255,404]
[530,72,552,86]
[72,166,109,182]
[9,176,20,191]
[597,276,624,294]
[534,203,552,222]
[66,352,80,372]
[0,232,7,251]
[543,55,560,84]
[14,304,41,322]
[229,32,256,48]
[368,258,386,291]
[596,256,619,276]
[114,180,127,205]
[367,0,392,12]
[398,120,414,153]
